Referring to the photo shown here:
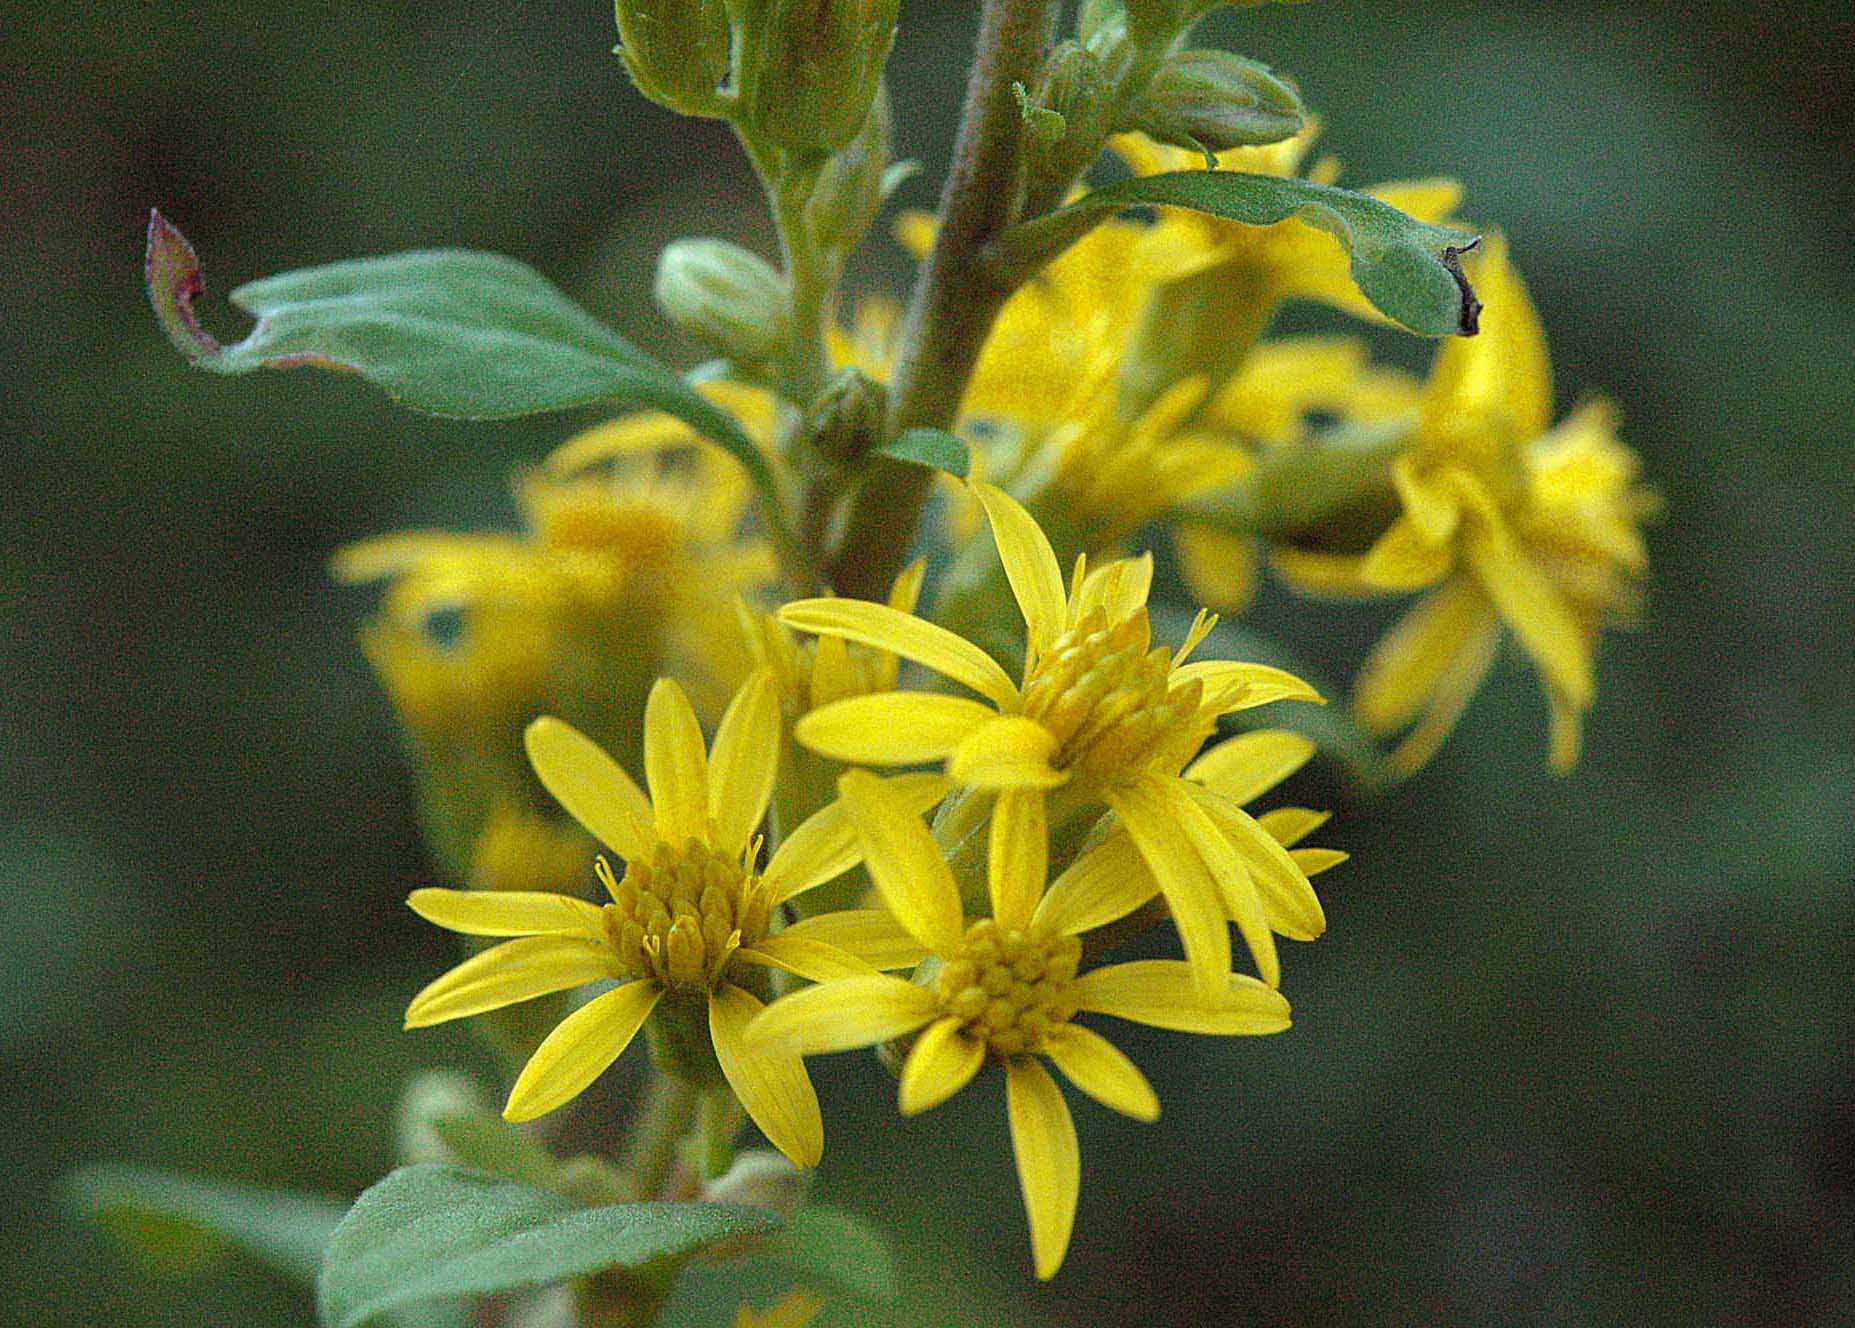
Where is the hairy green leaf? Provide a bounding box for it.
[316,1164,778,1328]
[65,1162,345,1285]
[877,428,971,478]
[995,171,1482,337]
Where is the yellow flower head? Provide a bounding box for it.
[1351,236,1656,773]
[736,559,925,723]
[749,771,1291,1280]
[781,484,1322,996]
[402,669,945,1164]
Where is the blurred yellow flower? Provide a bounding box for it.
[403,670,945,1164]
[749,771,1290,1280]
[781,484,1321,994]
[735,1289,824,1328]
[1351,235,1655,773]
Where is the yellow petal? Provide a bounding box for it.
[708,669,781,858]
[1043,1024,1159,1123]
[407,888,605,939]
[542,411,696,474]
[971,482,1067,659]
[1381,612,1502,778]
[736,933,878,983]
[1074,960,1291,1035]
[710,984,824,1169]
[793,693,994,766]
[838,770,966,954]
[746,974,938,1054]
[1353,580,1494,733]
[1465,529,1594,710]
[1358,516,1455,591]
[1392,454,1462,545]
[1173,522,1257,615]
[987,789,1047,932]
[329,531,520,584]
[1184,730,1317,805]
[949,716,1069,791]
[763,772,950,905]
[1256,806,1330,848]
[1170,660,1323,713]
[777,599,1019,708]
[887,558,927,615]
[777,908,932,970]
[1188,786,1326,943]
[501,980,662,1121]
[1290,847,1349,876]
[1547,686,1584,775]
[1032,829,1157,938]
[1420,232,1553,442]
[524,718,656,863]
[897,1016,986,1116]
[808,632,858,708]
[644,678,711,843]
[1004,1058,1080,1282]
[1073,554,1154,627]
[1104,777,1235,999]
[404,935,623,1029]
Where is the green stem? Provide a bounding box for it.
[625,1072,698,1201]
[824,0,1060,599]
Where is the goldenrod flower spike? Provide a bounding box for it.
[401,669,949,1167]
[781,482,1323,995]
[747,771,1291,1280]
[1350,236,1655,773]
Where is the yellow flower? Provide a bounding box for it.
[736,560,926,724]
[402,669,945,1164]
[467,804,594,895]
[1351,235,1655,774]
[735,1289,823,1328]
[749,771,1291,1280]
[781,484,1321,995]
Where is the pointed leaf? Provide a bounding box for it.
[997,172,1482,337]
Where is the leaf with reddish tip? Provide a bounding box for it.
[141,209,776,490]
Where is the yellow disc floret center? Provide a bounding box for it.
[1019,609,1212,784]
[600,840,767,993]
[934,919,1081,1058]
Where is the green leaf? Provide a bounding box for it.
[64,1162,346,1285]
[876,428,971,478]
[762,1206,898,1301]
[1151,603,1391,789]
[995,171,1482,337]
[142,211,790,521]
[316,1164,780,1328]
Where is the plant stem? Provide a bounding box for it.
[824,0,1059,599]
[625,1072,698,1200]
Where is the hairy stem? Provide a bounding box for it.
[824,0,1060,599]
[625,1072,698,1200]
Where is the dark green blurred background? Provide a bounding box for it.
[4,2,1851,1324]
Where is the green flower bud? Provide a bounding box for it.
[1023,41,1118,201]
[615,0,735,117]
[803,86,891,259]
[1121,48,1304,154]
[803,366,886,464]
[653,238,791,366]
[741,0,901,153]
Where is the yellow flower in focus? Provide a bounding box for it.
[735,1289,823,1328]
[1351,236,1655,774]
[402,669,945,1163]
[781,484,1321,995]
[749,771,1291,1280]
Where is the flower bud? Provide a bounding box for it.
[653,238,791,367]
[1121,49,1304,153]
[1023,42,1118,199]
[740,0,901,153]
[803,366,886,464]
[615,0,735,117]
[803,87,891,259]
